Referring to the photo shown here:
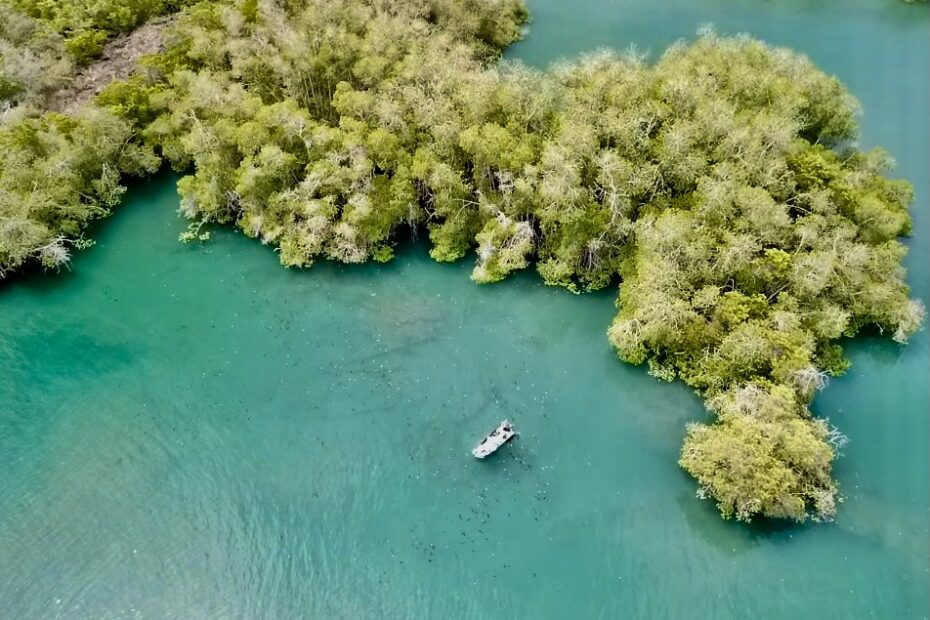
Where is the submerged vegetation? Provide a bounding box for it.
[0,0,924,522]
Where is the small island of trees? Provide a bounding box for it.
[0,0,924,523]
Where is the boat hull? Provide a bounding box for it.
[471,420,516,458]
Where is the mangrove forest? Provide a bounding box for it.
[0,0,924,524]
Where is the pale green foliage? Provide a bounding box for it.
[0,4,73,108]
[681,382,839,522]
[5,0,195,63]
[0,107,159,276]
[131,0,529,267]
[472,208,536,283]
[601,36,922,520]
[0,0,189,276]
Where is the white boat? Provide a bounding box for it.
[472,420,516,458]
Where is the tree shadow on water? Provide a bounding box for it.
[0,252,82,297]
[839,331,912,370]
[676,481,815,557]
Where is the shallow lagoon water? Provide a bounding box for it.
[1,0,928,618]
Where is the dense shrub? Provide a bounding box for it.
[4,0,196,64]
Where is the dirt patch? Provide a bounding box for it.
[49,16,175,112]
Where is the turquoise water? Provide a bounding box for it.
[1,1,928,618]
